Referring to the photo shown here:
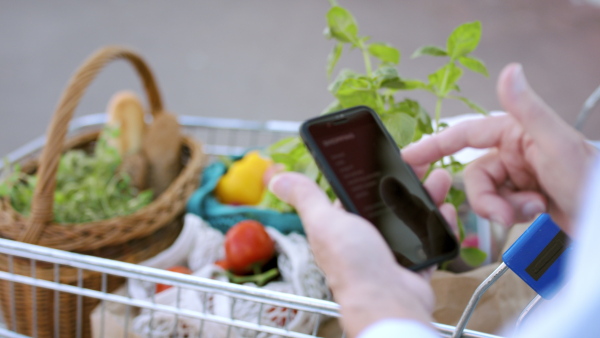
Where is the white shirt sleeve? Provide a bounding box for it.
[504,155,600,338]
[357,319,439,338]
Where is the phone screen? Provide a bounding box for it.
[301,106,458,270]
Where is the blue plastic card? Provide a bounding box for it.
[502,214,572,299]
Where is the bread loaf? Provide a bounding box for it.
[142,112,182,196]
[106,91,146,156]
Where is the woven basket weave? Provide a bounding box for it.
[0,46,206,337]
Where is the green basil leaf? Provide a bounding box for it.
[368,43,400,65]
[326,6,359,44]
[411,45,448,58]
[292,150,317,175]
[327,42,344,79]
[392,99,433,142]
[381,112,417,148]
[304,158,321,181]
[454,96,488,115]
[460,247,487,267]
[402,79,432,92]
[276,145,312,174]
[317,174,336,201]
[269,154,295,171]
[446,21,482,59]
[328,69,360,94]
[258,190,294,213]
[428,63,463,97]
[267,136,302,155]
[448,157,466,175]
[334,77,379,109]
[372,67,432,92]
[373,66,404,89]
[446,185,466,208]
[458,56,489,77]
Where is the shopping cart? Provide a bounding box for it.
[0,113,505,338]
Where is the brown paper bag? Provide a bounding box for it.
[431,223,536,334]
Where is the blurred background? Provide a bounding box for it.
[1,0,600,156]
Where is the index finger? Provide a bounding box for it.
[402,115,512,168]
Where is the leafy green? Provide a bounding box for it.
[458,56,489,76]
[411,45,447,58]
[411,20,489,133]
[334,77,381,110]
[257,190,294,213]
[447,21,482,59]
[381,112,416,148]
[0,127,153,224]
[368,43,401,65]
[322,5,488,145]
[373,66,404,89]
[460,247,488,267]
[393,99,433,142]
[325,6,359,45]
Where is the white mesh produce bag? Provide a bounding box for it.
[129,214,329,338]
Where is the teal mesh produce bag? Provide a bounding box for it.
[186,161,304,234]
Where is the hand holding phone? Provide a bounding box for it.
[300,106,459,270]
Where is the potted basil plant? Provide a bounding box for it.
[265,1,490,270]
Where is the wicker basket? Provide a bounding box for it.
[0,46,207,337]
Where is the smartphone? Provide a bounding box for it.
[300,106,459,271]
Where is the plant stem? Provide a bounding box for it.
[360,42,372,77]
[435,97,442,134]
[253,263,262,275]
[435,62,452,133]
[226,268,280,287]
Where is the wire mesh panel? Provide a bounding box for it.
[0,239,340,338]
[178,115,301,160]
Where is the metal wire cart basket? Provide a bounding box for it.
[0,114,504,338]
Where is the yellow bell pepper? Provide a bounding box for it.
[215,151,273,205]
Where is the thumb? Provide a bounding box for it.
[497,63,573,148]
[268,172,332,219]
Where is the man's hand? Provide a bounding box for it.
[403,63,597,234]
[269,168,455,337]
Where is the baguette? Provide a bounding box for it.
[142,112,182,196]
[106,91,146,156]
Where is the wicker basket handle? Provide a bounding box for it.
[18,46,164,244]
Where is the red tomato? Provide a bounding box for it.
[155,266,193,294]
[225,220,275,274]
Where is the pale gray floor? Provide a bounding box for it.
[1,0,600,156]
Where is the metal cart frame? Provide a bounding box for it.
[0,114,504,338]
